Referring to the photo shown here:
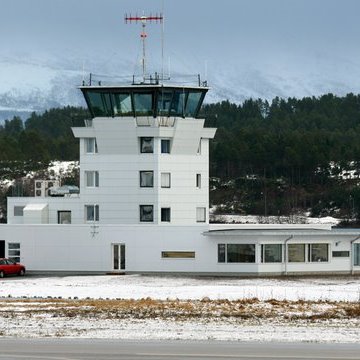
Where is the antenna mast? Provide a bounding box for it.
[125,13,163,83]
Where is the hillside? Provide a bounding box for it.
[1,94,360,224]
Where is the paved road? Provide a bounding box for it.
[0,339,359,360]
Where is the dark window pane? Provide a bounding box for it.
[196,174,201,188]
[14,206,25,216]
[58,211,71,224]
[8,243,20,250]
[140,205,153,222]
[112,93,133,116]
[262,244,282,263]
[161,139,170,154]
[218,244,226,263]
[310,244,328,262]
[332,251,350,258]
[140,171,154,187]
[288,244,305,262]
[354,244,360,266]
[87,92,112,116]
[86,138,98,153]
[170,90,186,117]
[185,91,202,117]
[140,137,154,153]
[86,205,99,221]
[120,244,126,270]
[157,90,173,116]
[134,93,153,116]
[161,208,171,222]
[113,244,119,270]
[227,244,255,263]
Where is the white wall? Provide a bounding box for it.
[0,224,359,275]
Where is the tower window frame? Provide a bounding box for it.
[140,171,154,188]
[140,137,154,153]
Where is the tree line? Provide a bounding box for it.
[0,106,89,180]
[200,93,360,222]
[1,94,360,223]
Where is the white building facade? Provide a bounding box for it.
[1,83,360,275]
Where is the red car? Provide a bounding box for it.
[0,258,26,278]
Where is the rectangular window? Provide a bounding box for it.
[227,244,256,263]
[140,205,154,222]
[332,251,350,258]
[86,92,112,117]
[196,174,201,188]
[197,140,201,155]
[161,208,171,222]
[58,211,71,224]
[218,244,226,263]
[261,244,283,263]
[184,91,203,117]
[140,137,154,153]
[111,93,132,116]
[355,244,360,266]
[85,205,99,222]
[161,139,171,154]
[8,243,20,263]
[170,90,186,117]
[196,207,206,222]
[308,244,329,262]
[288,244,305,262]
[161,251,195,259]
[85,171,99,187]
[134,93,153,116]
[85,138,98,153]
[14,206,25,216]
[140,171,154,187]
[161,172,171,188]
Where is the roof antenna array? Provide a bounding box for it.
[125,13,163,83]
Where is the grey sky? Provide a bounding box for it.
[1,0,360,101]
[2,0,359,58]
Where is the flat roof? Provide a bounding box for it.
[79,84,209,91]
[204,224,360,237]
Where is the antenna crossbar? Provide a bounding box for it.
[125,13,164,83]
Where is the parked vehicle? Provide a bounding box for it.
[0,258,26,278]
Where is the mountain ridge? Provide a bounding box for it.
[1,53,360,121]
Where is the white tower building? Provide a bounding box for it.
[72,83,216,225]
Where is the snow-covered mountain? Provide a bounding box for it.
[1,51,360,122]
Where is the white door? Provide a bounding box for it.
[112,244,125,271]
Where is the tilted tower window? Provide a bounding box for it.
[82,87,207,119]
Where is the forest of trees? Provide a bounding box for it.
[1,94,360,224]
[201,94,360,222]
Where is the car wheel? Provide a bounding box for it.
[18,268,25,276]
[0,270,4,278]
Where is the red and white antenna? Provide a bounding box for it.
[125,13,163,82]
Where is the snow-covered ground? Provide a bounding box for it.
[210,214,341,225]
[1,275,360,343]
[1,275,360,302]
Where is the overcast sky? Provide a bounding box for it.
[1,0,360,99]
[2,1,359,59]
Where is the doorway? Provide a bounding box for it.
[112,244,125,271]
[0,241,5,258]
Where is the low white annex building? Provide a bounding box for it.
[1,79,360,275]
